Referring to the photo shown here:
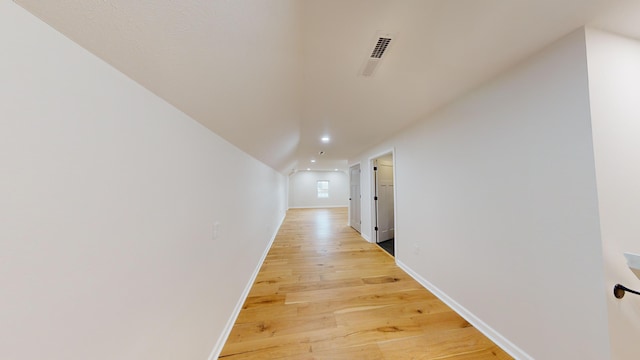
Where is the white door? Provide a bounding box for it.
[375,158,394,242]
[349,164,361,232]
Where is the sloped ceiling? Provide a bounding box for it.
[13,0,640,173]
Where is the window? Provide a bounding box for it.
[317,180,329,198]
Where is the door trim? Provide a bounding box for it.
[348,162,361,232]
[368,148,397,246]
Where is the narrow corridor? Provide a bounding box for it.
[220,208,512,359]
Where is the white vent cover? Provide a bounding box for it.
[360,32,395,77]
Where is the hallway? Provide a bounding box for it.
[219,208,512,359]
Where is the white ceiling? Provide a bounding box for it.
[14,0,640,173]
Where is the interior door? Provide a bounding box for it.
[376,159,394,242]
[349,164,361,232]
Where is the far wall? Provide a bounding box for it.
[288,170,348,208]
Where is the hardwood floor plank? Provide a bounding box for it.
[310,344,384,360]
[334,300,458,327]
[285,280,422,305]
[219,208,512,359]
[377,327,499,359]
[278,277,365,293]
[226,313,338,344]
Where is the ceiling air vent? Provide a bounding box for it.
[360,32,395,77]
[370,37,392,58]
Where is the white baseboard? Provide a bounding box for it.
[207,213,287,360]
[288,205,348,209]
[395,260,532,360]
[361,233,371,242]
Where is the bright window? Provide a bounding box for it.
[317,180,329,198]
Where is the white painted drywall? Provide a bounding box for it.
[288,171,348,208]
[350,29,610,359]
[586,28,640,360]
[0,2,287,359]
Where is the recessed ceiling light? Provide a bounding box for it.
[311,159,316,163]
[307,168,311,171]
[321,136,330,143]
[334,168,338,171]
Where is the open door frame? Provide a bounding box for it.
[368,149,396,245]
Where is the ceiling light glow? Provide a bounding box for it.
[311,159,316,163]
[321,136,330,143]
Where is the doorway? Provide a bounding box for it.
[372,153,395,256]
[349,164,361,233]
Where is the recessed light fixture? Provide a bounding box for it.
[321,136,330,143]
[311,159,316,163]
[307,168,311,171]
[334,168,339,171]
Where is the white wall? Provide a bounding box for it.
[0,2,287,359]
[586,28,640,360]
[350,29,610,359]
[288,170,348,208]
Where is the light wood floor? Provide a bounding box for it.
[219,208,512,359]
